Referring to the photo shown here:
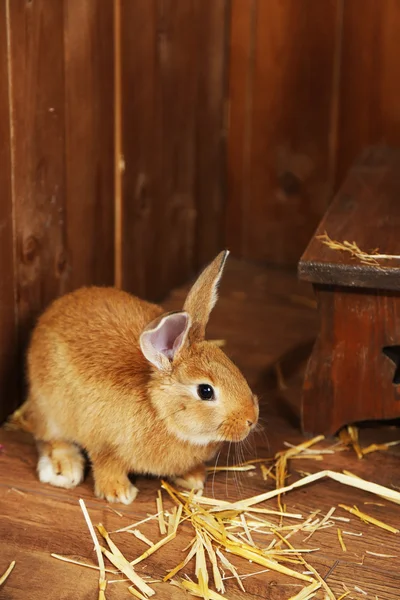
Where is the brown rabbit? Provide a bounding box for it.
[13,251,258,504]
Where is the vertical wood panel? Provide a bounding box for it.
[193,0,228,269]
[225,0,255,257]
[122,0,198,300]
[0,3,17,421]
[64,0,115,289]
[227,0,339,265]
[151,0,199,295]
[121,0,228,300]
[336,0,400,187]
[120,0,157,299]
[8,0,68,350]
[2,0,115,420]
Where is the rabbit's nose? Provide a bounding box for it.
[246,420,253,427]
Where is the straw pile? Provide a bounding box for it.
[51,429,400,600]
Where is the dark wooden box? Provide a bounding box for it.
[299,146,400,435]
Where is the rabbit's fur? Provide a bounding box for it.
[12,251,258,504]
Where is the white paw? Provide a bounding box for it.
[37,455,84,489]
[95,482,138,505]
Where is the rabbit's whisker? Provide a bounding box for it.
[233,443,245,496]
[211,445,222,499]
[225,441,232,499]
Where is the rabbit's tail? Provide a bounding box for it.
[6,399,35,433]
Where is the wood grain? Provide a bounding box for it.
[1,0,116,422]
[114,0,123,289]
[64,0,115,290]
[193,0,228,270]
[225,0,255,257]
[227,0,339,265]
[326,562,400,600]
[146,0,199,296]
[121,0,228,300]
[0,3,17,422]
[336,0,400,188]
[120,0,157,299]
[7,0,68,378]
[302,285,400,435]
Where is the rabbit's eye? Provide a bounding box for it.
[197,384,214,401]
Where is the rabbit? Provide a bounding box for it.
[12,250,259,504]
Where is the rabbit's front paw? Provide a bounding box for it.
[95,477,138,505]
[37,441,84,489]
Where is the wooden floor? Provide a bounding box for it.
[1,260,400,600]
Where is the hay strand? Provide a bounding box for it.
[337,529,347,552]
[79,499,107,600]
[317,232,400,266]
[128,530,154,547]
[130,533,177,566]
[288,580,321,600]
[170,578,226,600]
[157,491,167,535]
[205,470,400,511]
[101,548,155,597]
[51,554,117,574]
[0,561,15,587]
[338,504,399,534]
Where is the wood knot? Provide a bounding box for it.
[56,251,68,276]
[22,236,40,264]
[278,171,301,195]
[342,194,356,211]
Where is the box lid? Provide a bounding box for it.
[298,146,400,291]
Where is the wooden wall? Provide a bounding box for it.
[227,0,339,265]
[1,0,400,420]
[226,0,400,266]
[0,0,115,421]
[120,0,228,299]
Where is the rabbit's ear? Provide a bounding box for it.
[183,250,229,343]
[140,311,191,371]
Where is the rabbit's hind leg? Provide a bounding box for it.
[37,440,85,489]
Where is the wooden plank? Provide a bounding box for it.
[0,551,103,600]
[0,3,17,422]
[193,0,228,269]
[120,0,157,298]
[336,0,400,188]
[63,0,115,289]
[121,0,198,300]
[302,285,400,435]
[8,0,68,350]
[225,0,255,257]
[227,0,339,265]
[326,562,400,600]
[121,0,228,300]
[146,0,200,296]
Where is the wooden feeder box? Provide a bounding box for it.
[298,146,400,436]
